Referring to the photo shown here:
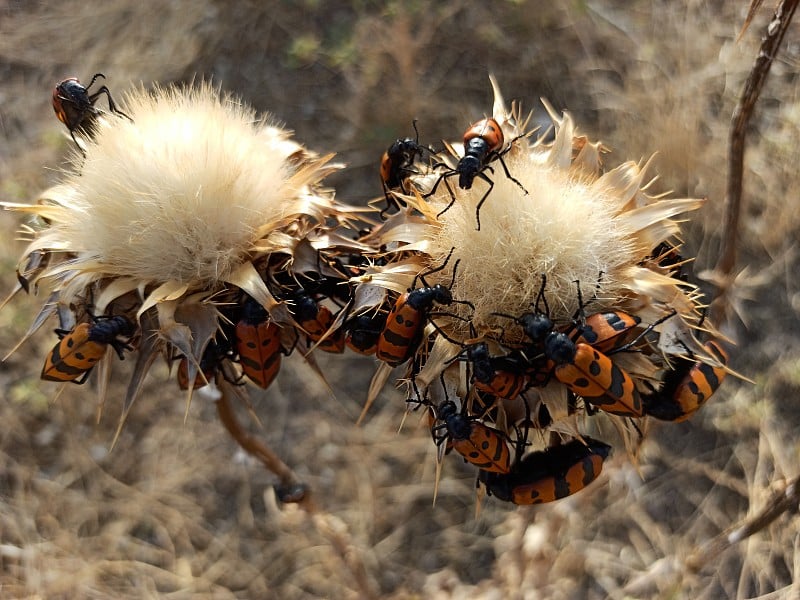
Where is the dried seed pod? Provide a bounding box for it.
[4,82,368,431]
[358,77,715,439]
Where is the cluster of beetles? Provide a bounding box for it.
[35,73,730,507]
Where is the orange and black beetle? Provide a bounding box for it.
[426,117,527,230]
[379,120,432,217]
[494,276,645,417]
[343,310,388,356]
[479,437,611,504]
[377,251,471,367]
[42,315,134,383]
[234,298,286,389]
[289,293,345,354]
[467,342,530,400]
[643,340,728,422]
[52,73,131,150]
[177,339,232,390]
[432,400,511,474]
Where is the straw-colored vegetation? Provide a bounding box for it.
[0,1,798,598]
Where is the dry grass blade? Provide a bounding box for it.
[215,379,306,503]
[685,476,800,573]
[712,0,800,326]
[310,513,380,600]
[739,0,767,40]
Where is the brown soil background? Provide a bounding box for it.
[1,2,799,598]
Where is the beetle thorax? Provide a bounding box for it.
[544,332,576,365]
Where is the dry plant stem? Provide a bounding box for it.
[216,385,378,597]
[214,381,303,494]
[311,513,380,600]
[739,1,767,40]
[713,0,799,320]
[685,476,800,573]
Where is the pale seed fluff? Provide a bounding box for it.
[27,84,338,296]
[359,78,708,434]
[424,141,639,332]
[5,83,361,425]
[370,85,703,342]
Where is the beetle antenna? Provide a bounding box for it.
[86,73,106,90]
[414,246,455,289]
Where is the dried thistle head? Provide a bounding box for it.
[372,79,703,343]
[20,84,352,303]
[4,82,365,429]
[55,86,301,286]
[359,77,711,439]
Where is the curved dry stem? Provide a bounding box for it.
[685,476,800,573]
[215,379,307,502]
[712,0,800,326]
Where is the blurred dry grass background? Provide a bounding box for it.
[0,1,799,598]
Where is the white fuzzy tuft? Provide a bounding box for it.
[380,95,705,349]
[2,83,366,420]
[53,84,304,287]
[425,147,638,331]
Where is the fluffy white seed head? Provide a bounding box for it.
[424,146,638,333]
[366,86,705,361]
[50,84,307,288]
[4,83,362,416]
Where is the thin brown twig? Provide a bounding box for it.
[215,379,310,504]
[711,0,800,326]
[684,476,800,572]
[738,0,767,41]
[215,380,380,598]
[311,513,381,600]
